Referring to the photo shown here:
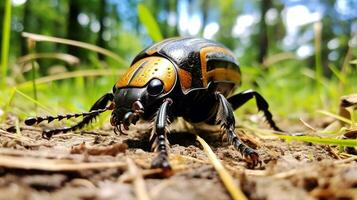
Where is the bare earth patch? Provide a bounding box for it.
[0,119,356,200]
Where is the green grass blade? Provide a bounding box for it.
[17,53,79,65]
[21,32,128,66]
[0,0,12,86]
[14,89,53,113]
[314,22,323,90]
[17,69,125,89]
[277,135,357,147]
[137,4,163,42]
[318,110,354,125]
[1,87,16,122]
[31,60,38,107]
[328,64,346,84]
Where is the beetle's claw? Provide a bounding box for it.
[113,124,128,136]
[151,153,173,177]
[119,124,128,135]
[123,123,129,131]
[151,159,171,170]
[114,125,119,135]
[243,149,260,168]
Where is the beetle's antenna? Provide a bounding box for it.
[24,107,110,126]
[25,103,115,139]
[24,93,115,139]
[42,112,100,139]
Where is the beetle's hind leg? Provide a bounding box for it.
[149,98,173,174]
[25,93,114,139]
[227,89,283,132]
[216,93,260,167]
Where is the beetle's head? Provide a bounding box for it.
[110,79,166,133]
[110,56,177,133]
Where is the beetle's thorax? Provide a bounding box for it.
[116,56,177,93]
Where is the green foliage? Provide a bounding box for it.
[216,0,240,49]
[0,0,11,86]
[137,3,163,42]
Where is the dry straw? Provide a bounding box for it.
[196,135,248,200]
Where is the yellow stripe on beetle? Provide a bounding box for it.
[199,46,236,86]
[206,68,241,83]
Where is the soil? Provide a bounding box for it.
[0,117,356,200]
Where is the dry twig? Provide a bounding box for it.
[334,156,357,165]
[0,154,126,171]
[126,158,151,200]
[299,117,317,132]
[196,135,248,200]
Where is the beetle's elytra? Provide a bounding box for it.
[25,37,283,171]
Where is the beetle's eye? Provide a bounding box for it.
[147,79,164,96]
[112,85,117,93]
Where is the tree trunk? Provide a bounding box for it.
[21,1,31,55]
[96,0,107,60]
[66,0,84,65]
[258,0,271,64]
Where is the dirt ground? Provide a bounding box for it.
[0,117,356,200]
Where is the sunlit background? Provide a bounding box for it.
[3,0,357,66]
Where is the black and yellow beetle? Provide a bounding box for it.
[25,37,283,170]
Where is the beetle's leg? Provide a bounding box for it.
[216,93,260,167]
[227,89,283,132]
[26,93,114,139]
[150,98,172,172]
[88,93,114,111]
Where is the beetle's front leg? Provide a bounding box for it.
[216,93,260,167]
[150,98,172,171]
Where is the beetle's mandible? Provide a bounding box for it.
[25,37,283,171]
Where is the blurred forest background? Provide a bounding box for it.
[0,0,356,121]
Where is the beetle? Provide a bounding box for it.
[25,37,283,171]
